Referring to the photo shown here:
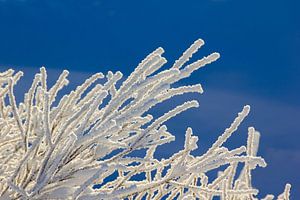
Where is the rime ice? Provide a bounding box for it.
[0,39,290,199]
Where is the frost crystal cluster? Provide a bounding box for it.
[0,39,291,200]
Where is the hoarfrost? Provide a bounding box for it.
[0,39,290,199]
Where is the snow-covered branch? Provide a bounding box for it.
[0,39,290,199]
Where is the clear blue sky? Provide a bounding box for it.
[0,0,299,198]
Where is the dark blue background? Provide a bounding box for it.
[0,0,299,198]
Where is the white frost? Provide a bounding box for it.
[0,39,290,199]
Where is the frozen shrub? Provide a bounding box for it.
[0,39,291,199]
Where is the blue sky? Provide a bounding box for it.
[0,0,299,198]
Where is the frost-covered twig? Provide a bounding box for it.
[0,39,291,200]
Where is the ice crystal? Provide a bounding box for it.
[0,39,291,199]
